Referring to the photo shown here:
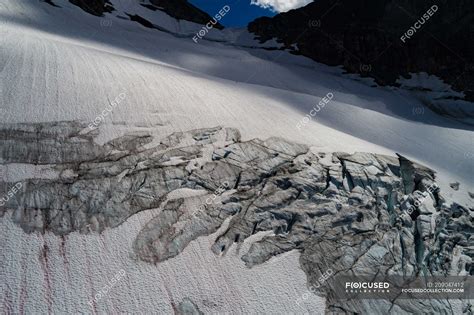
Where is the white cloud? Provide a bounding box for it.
[250,0,313,13]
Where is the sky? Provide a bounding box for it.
[189,0,313,27]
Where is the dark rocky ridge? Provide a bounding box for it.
[0,121,472,314]
[149,0,224,30]
[63,0,223,29]
[248,0,474,102]
[68,0,114,16]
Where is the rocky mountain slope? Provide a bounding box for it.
[248,0,474,105]
[50,0,223,29]
[147,0,224,30]
[58,0,114,16]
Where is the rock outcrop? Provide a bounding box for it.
[248,0,474,102]
[0,121,472,314]
[62,0,223,29]
[68,0,114,16]
[148,0,224,30]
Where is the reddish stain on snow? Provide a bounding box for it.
[59,235,72,283]
[2,288,13,314]
[38,238,53,315]
[18,250,29,315]
[82,237,98,315]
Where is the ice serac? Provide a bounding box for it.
[0,122,472,314]
[0,122,238,233]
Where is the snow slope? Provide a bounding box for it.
[1,0,472,185]
[0,0,473,313]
